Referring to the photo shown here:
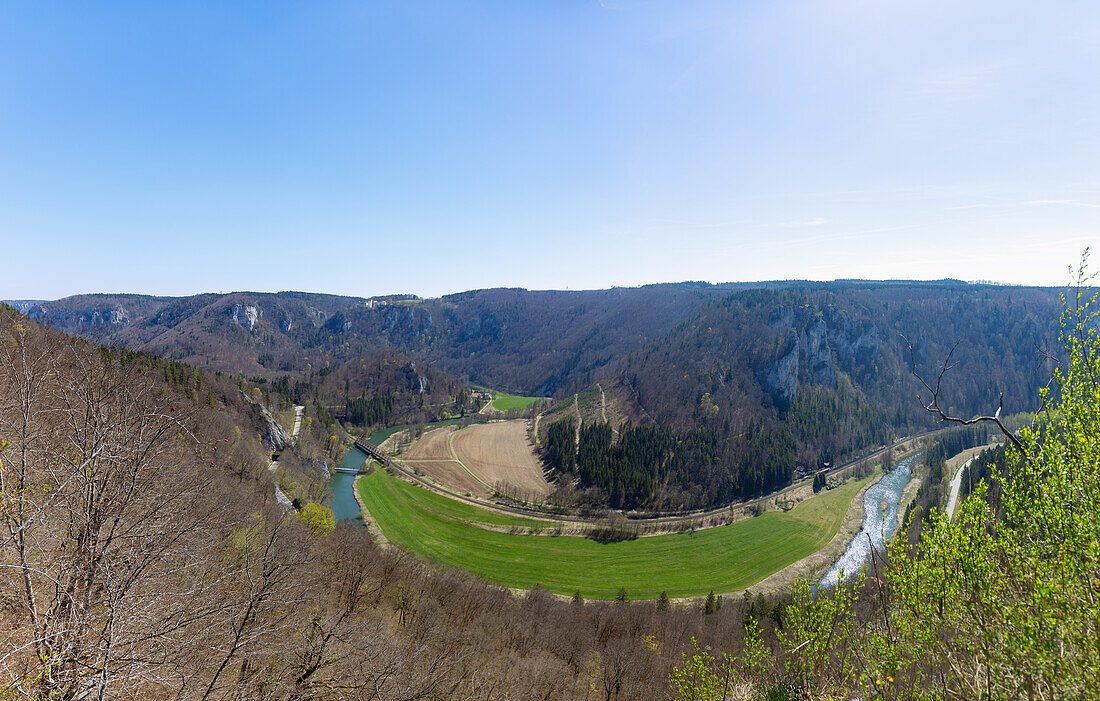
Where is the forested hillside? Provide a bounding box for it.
[627,283,1061,434]
[0,303,823,700]
[11,282,1066,511]
[540,283,1063,511]
[596,283,1063,506]
[13,285,739,395]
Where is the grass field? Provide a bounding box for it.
[363,471,553,529]
[358,469,873,599]
[487,390,545,412]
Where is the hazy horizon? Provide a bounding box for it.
[2,274,1080,307]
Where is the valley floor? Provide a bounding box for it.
[357,468,873,599]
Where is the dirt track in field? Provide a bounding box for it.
[403,426,455,460]
[406,460,490,497]
[453,421,552,498]
[402,427,490,496]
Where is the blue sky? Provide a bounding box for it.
[1,1,1097,299]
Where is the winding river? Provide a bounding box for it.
[819,453,920,587]
[327,422,453,524]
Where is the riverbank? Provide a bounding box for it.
[820,453,921,587]
[352,465,391,548]
[731,470,881,598]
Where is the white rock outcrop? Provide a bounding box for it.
[228,304,261,330]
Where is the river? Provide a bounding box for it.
[328,446,370,524]
[819,453,920,587]
[326,422,460,523]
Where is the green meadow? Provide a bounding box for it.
[487,389,546,412]
[358,469,871,599]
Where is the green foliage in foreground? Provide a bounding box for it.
[298,502,335,538]
[862,278,1100,697]
[358,469,871,599]
[675,262,1100,699]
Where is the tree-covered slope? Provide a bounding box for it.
[11,282,1069,511]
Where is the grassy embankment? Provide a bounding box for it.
[358,468,873,599]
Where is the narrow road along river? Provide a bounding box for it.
[820,453,920,587]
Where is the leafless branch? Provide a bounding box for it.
[901,333,1027,458]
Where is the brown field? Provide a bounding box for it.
[406,460,490,497]
[401,426,491,496]
[403,426,455,460]
[453,421,552,498]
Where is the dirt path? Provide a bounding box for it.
[404,426,455,460]
[452,421,551,498]
[597,382,618,436]
[400,426,493,496]
[572,394,581,445]
[531,412,542,446]
[447,430,496,492]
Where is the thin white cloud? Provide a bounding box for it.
[1024,199,1100,209]
[946,203,995,211]
[778,217,827,227]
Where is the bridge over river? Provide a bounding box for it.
[331,440,389,475]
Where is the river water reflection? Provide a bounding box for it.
[819,453,920,587]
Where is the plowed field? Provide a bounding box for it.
[453,421,551,498]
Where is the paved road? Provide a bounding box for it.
[946,457,973,519]
[268,459,294,509]
[291,405,304,439]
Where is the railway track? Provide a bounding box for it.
[354,427,940,528]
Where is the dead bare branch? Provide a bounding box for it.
[901,333,1027,458]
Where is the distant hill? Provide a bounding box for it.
[14,281,1070,510]
[18,291,362,375]
[17,285,741,391]
[1,299,49,313]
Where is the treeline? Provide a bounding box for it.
[544,415,576,473]
[545,418,720,510]
[345,391,394,427]
[246,350,464,434]
[723,421,796,502]
[160,356,206,399]
[924,424,988,485]
[785,381,888,467]
[959,443,1005,503]
[543,415,794,510]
